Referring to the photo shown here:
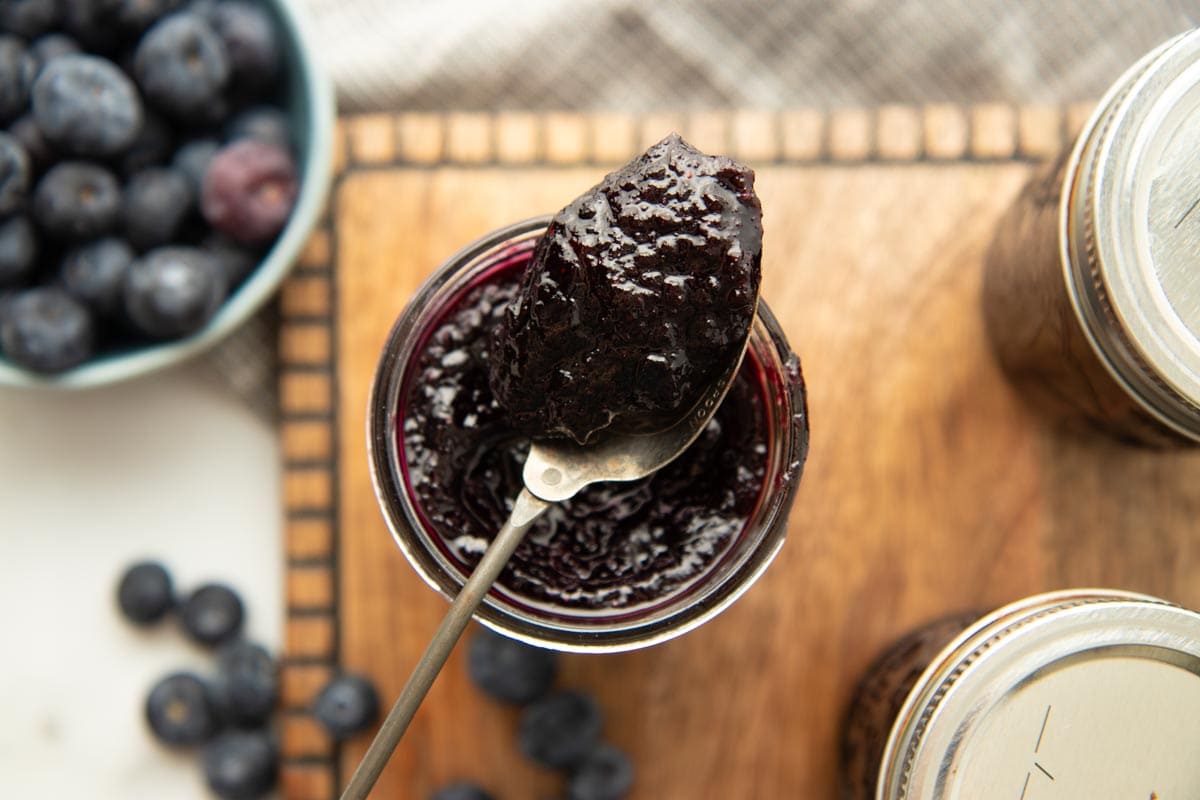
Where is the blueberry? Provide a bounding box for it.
[199,1,279,95]
[202,730,277,800]
[134,12,229,121]
[211,641,277,728]
[172,137,218,196]
[33,161,120,238]
[122,167,192,250]
[114,0,184,36]
[200,140,296,245]
[179,582,244,647]
[123,246,226,338]
[144,672,219,746]
[0,214,37,286]
[8,114,54,173]
[311,673,380,740]
[0,288,15,322]
[32,55,143,157]
[202,233,258,287]
[0,36,35,125]
[568,744,635,800]
[225,106,289,149]
[467,628,558,705]
[431,783,495,800]
[59,0,123,52]
[186,0,216,14]
[518,691,603,769]
[118,111,174,177]
[115,560,174,625]
[60,237,134,317]
[29,33,81,68]
[0,131,31,215]
[0,287,94,372]
[0,0,58,40]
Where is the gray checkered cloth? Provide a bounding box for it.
[213,0,1200,419]
[313,0,1198,110]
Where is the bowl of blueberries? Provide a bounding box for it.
[0,0,334,385]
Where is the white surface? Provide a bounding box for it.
[0,362,282,800]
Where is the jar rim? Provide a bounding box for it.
[366,217,809,653]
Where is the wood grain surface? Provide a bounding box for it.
[278,107,1200,799]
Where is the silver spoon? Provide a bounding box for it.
[340,321,755,800]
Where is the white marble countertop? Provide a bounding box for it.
[0,363,282,799]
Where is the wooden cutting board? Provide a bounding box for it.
[274,107,1200,799]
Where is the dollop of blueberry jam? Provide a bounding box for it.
[489,133,763,445]
[402,264,768,610]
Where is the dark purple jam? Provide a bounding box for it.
[489,133,763,446]
[400,260,769,611]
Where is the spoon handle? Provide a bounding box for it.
[340,488,551,800]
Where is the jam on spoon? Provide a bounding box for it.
[490,132,763,445]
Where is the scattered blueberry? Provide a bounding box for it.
[145,671,219,746]
[134,12,229,121]
[568,744,634,800]
[431,782,495,800]
[8,115,54,173]
[0,0,59,39]
[33,161,120,238]
[202,233,258,287]
[29,33,81,68]
[0,36,36,124]
[201,139,297,245]
[225,106,289,149]
[312,673,380,740]
[467,628,558,705]
[116,560,175,625]
[32,54,143,157]
[122,167,192,250]
[179,582,244,647]
[199,0,279,94]
[0,286,94,372]
[212,640,277,728]
[119,111,174,177]
[519,691,604,769]
[0,132,31,215]
[60,237,135,317]
[123,245,226,338]
[202,729,277,800]
[0,215,35,286]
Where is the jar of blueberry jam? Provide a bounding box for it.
[983,30,1200,445]
[840,590,1200,799]
[368,217,808,652]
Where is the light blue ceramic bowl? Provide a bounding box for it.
[0,0,336,388]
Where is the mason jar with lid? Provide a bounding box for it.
[840,589,1200,799]
[984,29,1200,445]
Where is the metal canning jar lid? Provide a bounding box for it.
[877,589,1200,799]
[1063,29,1200,440]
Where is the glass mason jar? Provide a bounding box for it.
[983,30,1200,445]
[367,217,809,653]
[840,589,1200,800]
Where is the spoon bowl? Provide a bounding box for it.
[523,352,747,503]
